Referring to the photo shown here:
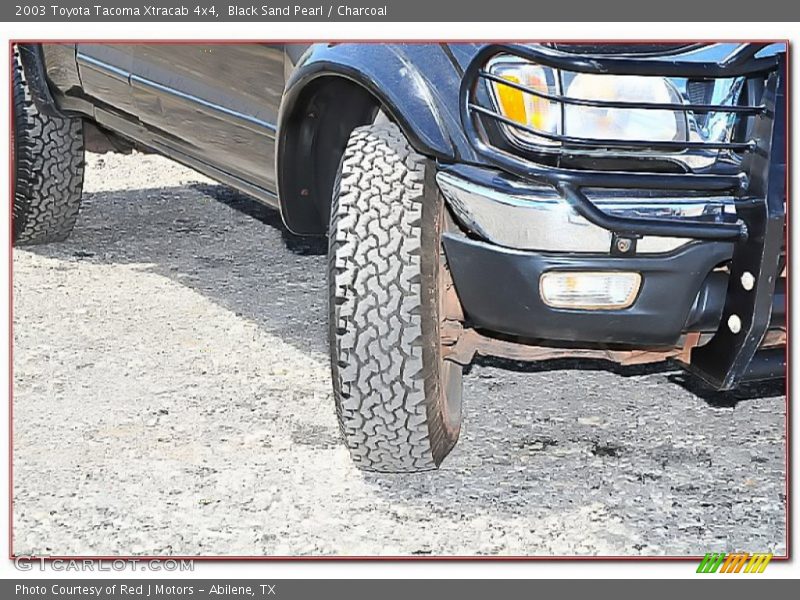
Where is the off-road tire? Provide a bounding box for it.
[12,48,84,245]
[329,122,464,472]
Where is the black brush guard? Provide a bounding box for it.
[459,43,786,390]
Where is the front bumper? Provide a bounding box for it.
[442,230,733,348]
[437,166,785,349]
[437,164,738,255]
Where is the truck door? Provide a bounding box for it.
[75,44,137,116]
[130,44,285,195]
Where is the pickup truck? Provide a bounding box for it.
[13,42,787,472]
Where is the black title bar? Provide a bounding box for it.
[6,0,800,21]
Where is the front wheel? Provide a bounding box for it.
[328,123,464,472]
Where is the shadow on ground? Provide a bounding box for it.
[27,181,784,407]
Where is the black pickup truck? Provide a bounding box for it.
[13,42,787,472]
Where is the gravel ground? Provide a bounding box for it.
[12,152,787,557]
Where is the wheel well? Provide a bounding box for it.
[278,76,381,235]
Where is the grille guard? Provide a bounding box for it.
[459,44,787,390]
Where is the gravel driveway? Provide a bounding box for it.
[12,152,787,557]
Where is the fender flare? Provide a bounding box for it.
[16,44,65,118]
[276,44,473,234]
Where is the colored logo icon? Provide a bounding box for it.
[697,552,773,573]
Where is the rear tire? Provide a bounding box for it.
[12,47,84,246]
[328,123,463,472]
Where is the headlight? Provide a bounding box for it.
[487,56,744,169]
[563,73,684,142]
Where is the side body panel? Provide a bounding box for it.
[76,44,138,115]
[131,44,284,191]
[74,43,285,197]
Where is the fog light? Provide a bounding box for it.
[539,271,641,310]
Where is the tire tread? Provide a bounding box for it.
[13,48,84,245]
[329,123,455,472]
